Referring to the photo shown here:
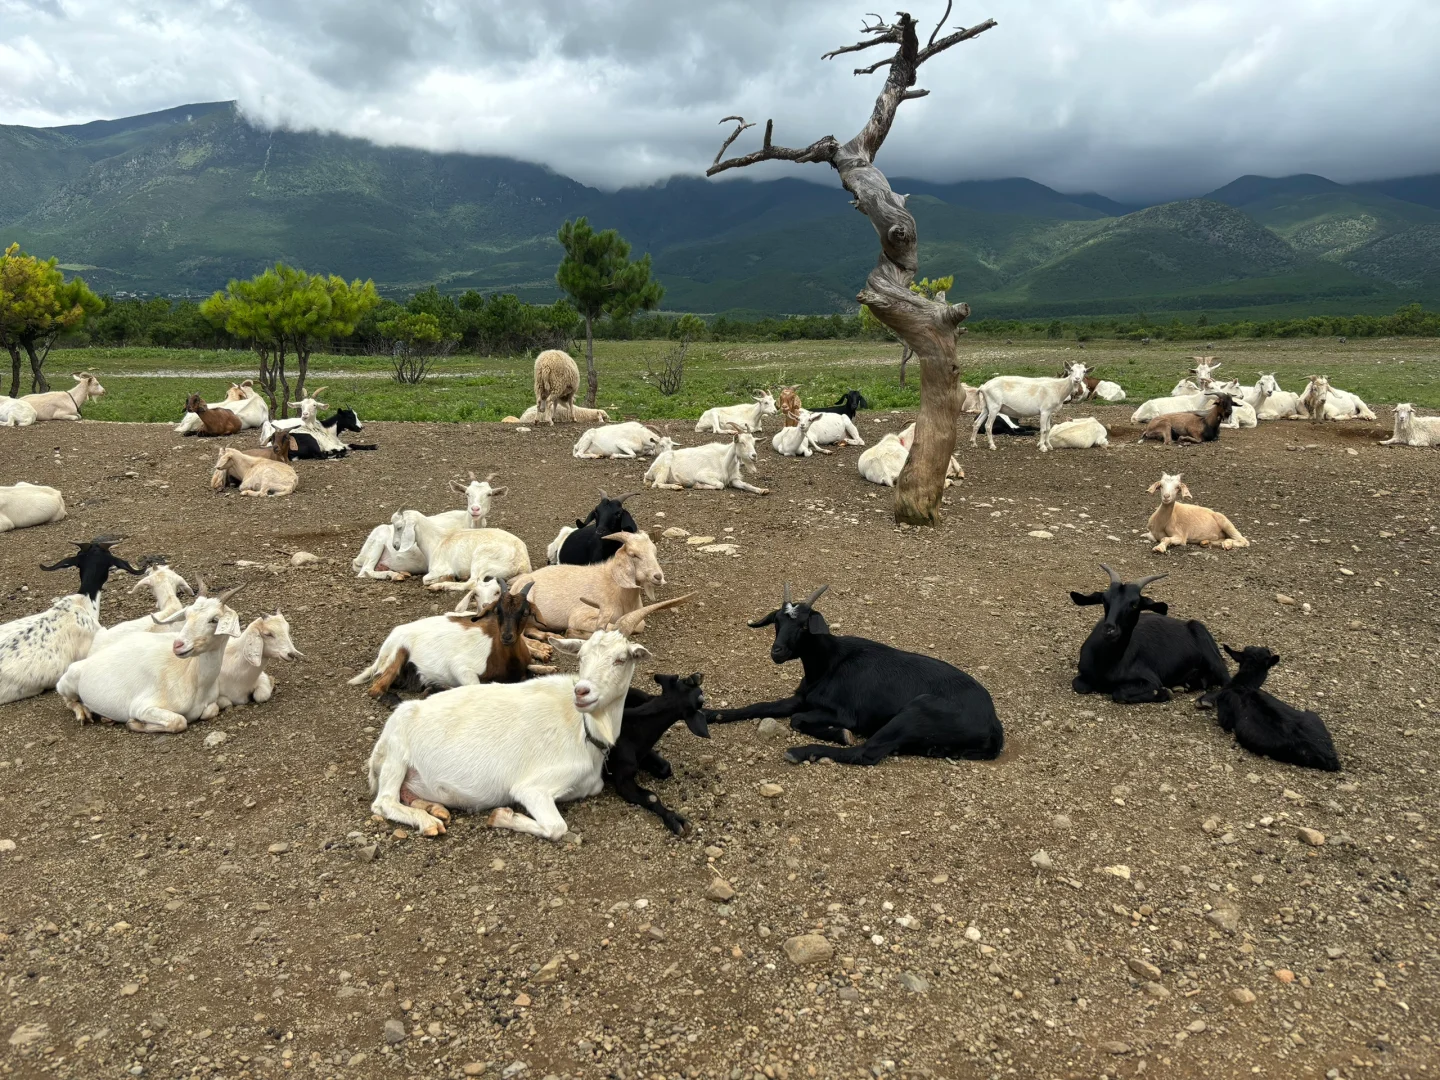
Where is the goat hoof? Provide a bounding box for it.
[669,816,691,837]
[841,729,857,746]
[487,807,514,828]
[420,819,445,837]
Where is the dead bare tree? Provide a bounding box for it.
[708,6,996,525]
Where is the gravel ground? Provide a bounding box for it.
[0,410,1436,1080]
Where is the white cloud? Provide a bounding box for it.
[1,0,1437,200]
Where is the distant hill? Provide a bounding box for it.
[2,101,1437,317]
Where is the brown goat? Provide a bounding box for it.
[1137,394,1234,447]
[215,430,293,487]
[779,386,803,427]
[184,393,243,437]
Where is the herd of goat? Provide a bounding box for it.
[0,344,1422,841]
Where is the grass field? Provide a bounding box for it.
[46,337,1440,423]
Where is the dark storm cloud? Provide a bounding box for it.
[3,0,1437,199]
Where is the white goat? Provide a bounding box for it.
[56,584,246,732]
[857,425,963,486]
[398,513,530,593]
[1045,417,1110,449]
[0,482,65,532]
[1255,375,1306,419]
[352,474,505,580]
[348,581,509,695]
[174,382,270,433]
[546,526,576,565]
[216,611,301,708]
[972,364,1086,451]
[1145,473,1249,554]
[1130,380,1245,423]
[804,411,865,448]
[1170,378,1202,396]
[573,422,666,459]
[90,563,194,651]
[367,629,650,839]
[1301,377,1375,421]
[695,391,777,434]
[1381,403,1440,447]
[646,431,768,494]
[771,411,822,457]
[0,398,38,427]
[21,373,104,421]
[1088,380,1127,402]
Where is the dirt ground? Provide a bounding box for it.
[1,408,1436,1080]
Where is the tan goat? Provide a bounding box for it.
[507,531,665,632]
[1145,473,1249,554]
[210,448,298,497]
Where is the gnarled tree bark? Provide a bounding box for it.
[708,7,995,525]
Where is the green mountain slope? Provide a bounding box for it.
[1,102,1435,316]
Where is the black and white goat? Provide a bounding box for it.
[553,491,639,566]
[809,390,870,420]
[1070,565,1228,704]
[1213,645,1341,771]
[607,672,710,835]
[268,406,375,459]
[707,584,1003,766]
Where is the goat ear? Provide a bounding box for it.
[549,637,585,655]
[628,644,652,660]
[1146,480,1162,494]
[806,611,829,635]
[490,486,507,497]
[1266,652,1281,668]
[652,672,665,685]
[241,630,265,668]
[1179,483,1192,500]
[1223,644,1243,661]
[690,672,703,686]
[1139,598,1168,616]
[747,610,778,628]
[1069,590,1105,606]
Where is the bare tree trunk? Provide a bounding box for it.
[275,343,291,420]
[5,344,20,398]
[294,339,309,402]
[707,8,995,525]
[899,343,913,388]
[22,340,48,393]
[584,316,597,408]
[255,343,279,416]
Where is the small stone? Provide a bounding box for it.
[203,731,228,749]
[392,828,409,840]
[645,926,666,942]
[699,543,739,555]
[120,983,140,997]
[963,926,982,942]
[290,551,319,567]
[1143,981,1170,999]
[837,985,860,1001]
[756,718,787,739]
[1206,903,1240,933]
[491,858,506,871]
[704,878,736,903]
[1229,987,1257,1004]
[1029,850,1053,870]
[1127,957,1161,981]
[267,842,290,855]
[513,992,531,1007]
[1102,864,1131,880]
[758,783,783,798]
[1202,816,1220,833]
[1101,1041,1131,1055]
[1187,1020,1207,1034]
[898,971,929,993]
[1348,620,1363,630]
[356,844,378,863]
[463,1066,486,1077]
[661,527,690,539]
[704,845,724,859]
[502,1063,528,1080]
[347,1053,367,1067]
[383,1018,406,1043]
[1274,969,1295,984]
[930,873,949,884]
[1346,447,1359,456]
[1276,593,1295,606]
[1339,567,1355,577]
[533,955,564,984]
[1325,946,1345,959]
[1028,530,1054,540]
[782,934,833,965]
[0,839,14,853]
[1052,814,1072,829]
[1296,827,1325,846]
[8,1023,48,1048]
[685,536,715,546]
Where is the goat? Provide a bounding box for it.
[0,537,141,704]
[1082,376,1126,402]
[270,405,373,457]
[856,425,963,486]
[367,629,651,839]
[1137,394,1234,446]
[353,474,500,580]
[972,363,1086,451]
[1170,378,1202,396]
[1213,645,1341,771]
[90,561,194,651]
[181,393,243,437]
[546,527,575,565]
[209,447,298,497]
[231,427,296,468]
[609,673,710,835]
[695,391,777,434]
[216,610,301,708]
[962,383,1026,434]
[56,583,246,732]
[534,349,580,423]
[509,532,666,633]
[557,491,639,565]
[20,373,104,421]
[175,381,269,434]
[1301,377,1375,421]
[569,405,611,425]
[350,580,554,698]
[1069,564,1228,704]
[778,386,802,427]
[1130,380,1244,423]
[1381,403,1440,447]
[0,482,66,532]
[809,389,870,420]
[1300,377,1330,424]
[568,592,693,637]
[1045,417,1109,449]
[411,518,531,594]
[1255,375,1307,419]
[0,397,38,426]
[804,410,865,448]
[1189,357,1220,387]
[706,584,1003,766]
[1145,473,1249,552]
[573,422,665,459]
[646,431,768,494]
[771,411,822,457]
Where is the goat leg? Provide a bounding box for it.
[707,694,805,724]
[610,768,689,836]
[637,748,673,780]
[788,709,855,745]
[526,663,558,675]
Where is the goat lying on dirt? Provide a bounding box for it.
[1145,473,1249,553]
[1137,394,1233,446]
[1213,645,1340,771]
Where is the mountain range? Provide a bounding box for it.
[2,100,1438,319]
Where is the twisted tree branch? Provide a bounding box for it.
[712,116,756,166]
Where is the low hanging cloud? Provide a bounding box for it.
[3,0,1438,200]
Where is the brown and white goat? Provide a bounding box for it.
[184,392,244,436]
[779,386,803,427]
[1137,394,1233,446]
[1145,473,1249,553]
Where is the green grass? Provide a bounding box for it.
[54,337,1440,424]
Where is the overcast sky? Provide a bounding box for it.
[3,0,1438,200]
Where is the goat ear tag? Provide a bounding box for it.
[217,611,241,637]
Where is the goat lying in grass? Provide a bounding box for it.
[609,673,710,835]
[1137,394,1233,446]
[1145,473,1249,553]
[1213,645,1340,771]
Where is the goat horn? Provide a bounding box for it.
[616,592,696,634]
[579,596,602,609]
[598,489,610,500]
[1135,573,1168,592]
[151,609,186,626]
[216,582,247,605]
[1098,563,1121,586]
[782,582,792,606]
[616,491,640,504]
[484,472,498,483]
[194,576,209,598]
[804,584,828,607]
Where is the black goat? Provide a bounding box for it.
[607,673,710,834]
[1214,645,1340,771]
[1070,564,1228,704]
[288,408,377,459]
[41,535,144,599]
[557,490,639,565]
[809,390,870,420]
[707,584,1002,766]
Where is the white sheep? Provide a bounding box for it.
[695,391,777,434]
[1145,473,1249,554]
[534,350,581,423]
[0,397,38,427]
[366,629,650,839]
[0,482,65,532]
[1045,417,1110,449]
[573,422,666,459]
[1381,403,1440,447]
[646,431,768,494]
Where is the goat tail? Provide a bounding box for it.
[349,647,391,686]
[346,443,378,451]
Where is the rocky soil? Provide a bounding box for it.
[0,409,1436,1080]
